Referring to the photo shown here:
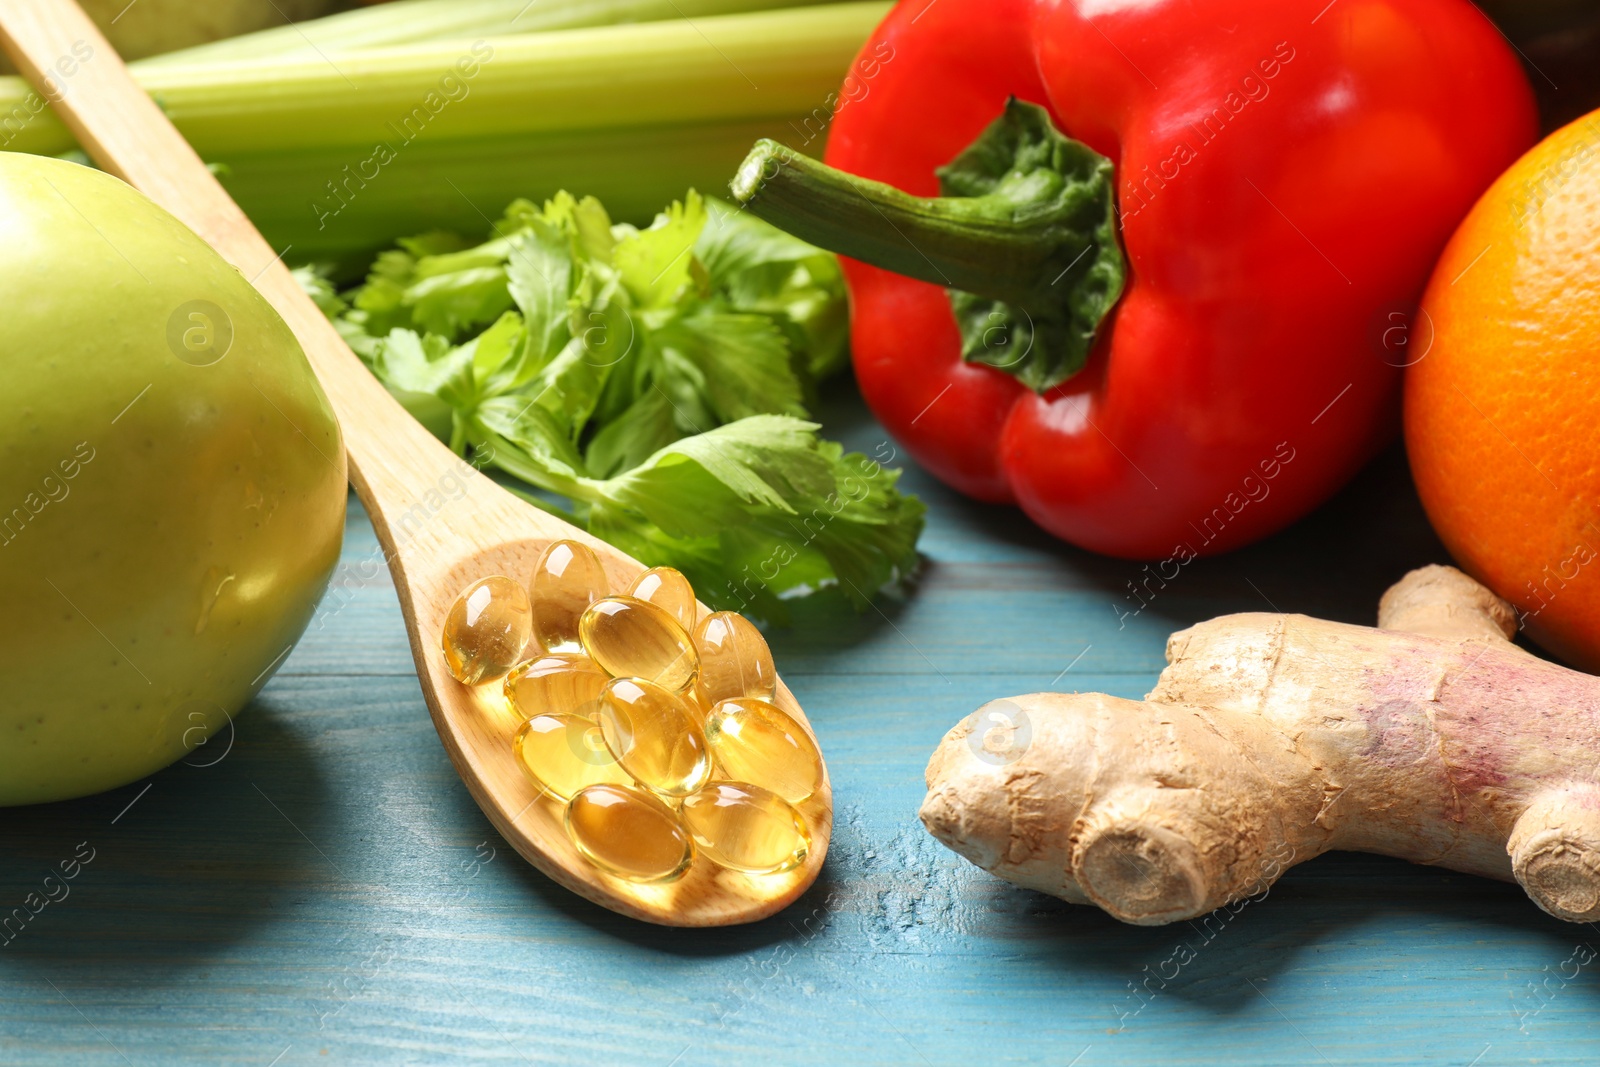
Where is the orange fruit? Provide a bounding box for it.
[1408,110,1600,670]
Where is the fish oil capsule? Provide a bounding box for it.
[565,783,693,882]
[530,539,609,653]
[626,566,697,630]
[705,698,823,804]
[514,711,632,800]
[681,781,809,875]
[597,677,711,797]
[504,653,608,718]
[693,612,777,706]
[579,596,698,691]
[441,575,531,685]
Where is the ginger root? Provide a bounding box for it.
[919,566,1600,926]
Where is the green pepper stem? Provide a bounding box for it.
[731,140,1068,309]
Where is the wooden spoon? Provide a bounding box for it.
[0,0,831,927]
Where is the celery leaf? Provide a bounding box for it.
[312,187,922,616]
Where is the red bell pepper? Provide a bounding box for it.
[733,0,1535,558]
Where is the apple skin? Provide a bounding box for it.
[0,155,346,805]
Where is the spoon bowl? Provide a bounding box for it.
[0,0,831,926]
[427,525,831,924]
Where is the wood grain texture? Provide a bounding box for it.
[1,385,1598,1064]
[0,0,829,926]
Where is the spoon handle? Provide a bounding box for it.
[0,0,500,542]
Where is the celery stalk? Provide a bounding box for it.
[140,0,846,67]
[224,118,826,272]
[0,3,888,158]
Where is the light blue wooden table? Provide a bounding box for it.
[3,385,1596,1066]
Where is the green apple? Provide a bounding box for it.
[79,0,346,59]
[0,155,346,805]
[0,1,349,74]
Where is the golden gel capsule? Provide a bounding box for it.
[682,781,809,875]
[441,575,531,685]
[627,566,698,630]
[705,698,823,804]
[693,612,777,705]
[514,711,631,801]
[530,539,609,653]
[565,783,692,882]
[504,653,608,718]
[597,677,711,797]
[579,596,698,691]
